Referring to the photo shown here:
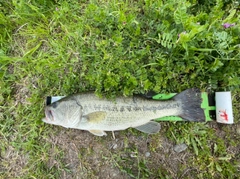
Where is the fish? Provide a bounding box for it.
[42,88,205,136]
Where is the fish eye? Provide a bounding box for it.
[52,102,58,108]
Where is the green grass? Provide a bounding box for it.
[1,0,240,178]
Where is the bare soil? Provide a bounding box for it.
[40,122,240,179]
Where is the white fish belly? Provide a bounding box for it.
[92,108,181,131]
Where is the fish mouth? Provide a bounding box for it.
[45,108,54,122]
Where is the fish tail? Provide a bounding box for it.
[173,88,205,122]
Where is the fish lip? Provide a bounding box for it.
[45,108,54,122]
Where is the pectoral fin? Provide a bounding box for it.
[85,111,106,123]
[89,130,107,136]
[134,121,161,134]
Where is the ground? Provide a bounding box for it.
[0,0,240,178]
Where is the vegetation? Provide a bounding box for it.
[0,0,239,178]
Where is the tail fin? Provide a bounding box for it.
[173,88,205,122]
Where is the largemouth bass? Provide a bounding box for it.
[42,88,205,136]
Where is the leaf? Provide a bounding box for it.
[215,163,222,172]
[160,31,176,49]
[0,55,23,64]
[174,6,188,25]
[194,137,202,148]
[210,59,223,72]
[189,47,215,52]
[223,9,237,23]
[218,155,232,161]
[228,76,240,86]
[191,137,198,155]
[23,42,42,57]
[189,24,207,39]
[214,31,228,41]
[207,160,214,168]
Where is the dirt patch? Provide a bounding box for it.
[1,121,239,178]
[14,77,31,105]
[39,119,240,179]
[0,145,29,178]
[41,126,200,179]
[44,129,129,179]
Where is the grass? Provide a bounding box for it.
[0,0,240,178]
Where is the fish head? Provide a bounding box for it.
[42,97,82,127]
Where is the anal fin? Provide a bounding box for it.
[134,121,161,134]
